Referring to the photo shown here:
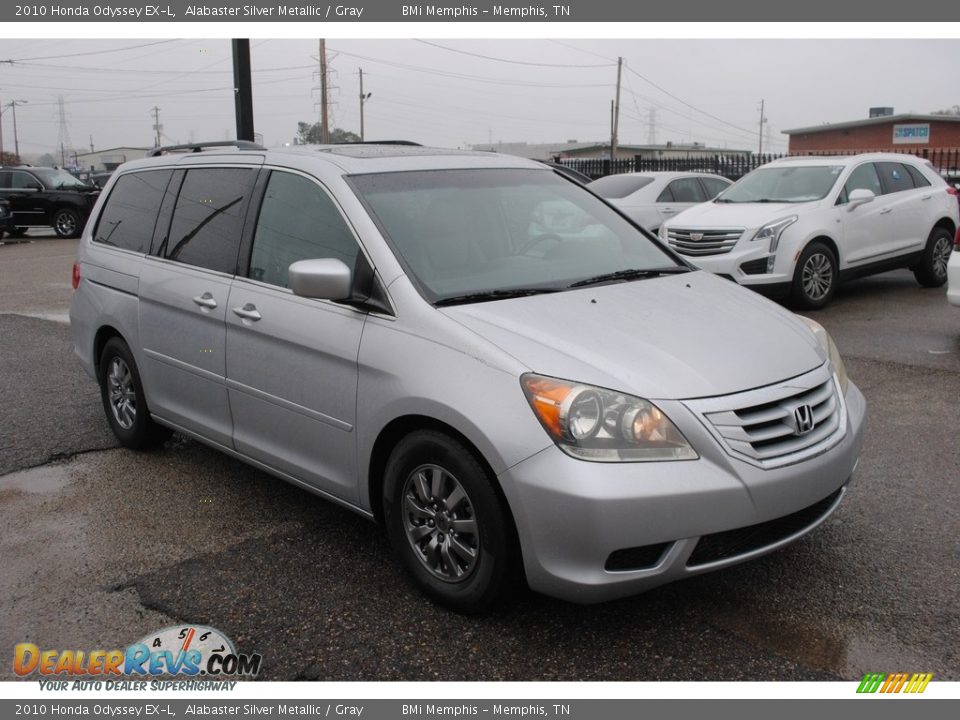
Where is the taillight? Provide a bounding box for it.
[955,227,960,249]
[948,186,958,196]
[72,262,80,290]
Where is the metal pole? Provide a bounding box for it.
[359,68,365,142]
[232,39,255,142]
[319,39,329,144]
[0,96,5,161]
[611,57,622,164]
[758,99,765,157]
[12,101,20,162]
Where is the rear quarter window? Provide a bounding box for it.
[93,170,173,253]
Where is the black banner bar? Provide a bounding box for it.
[3,0,960,23]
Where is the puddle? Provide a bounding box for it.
[0,463,73,494]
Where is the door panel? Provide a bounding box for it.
[225,282,364,500]
[138,259,233,445]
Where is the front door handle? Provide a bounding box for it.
[661,208,676,214]
[192,292,217,310]
[921,194,932,200]
[232,303,262,322]
[879,207,893,215]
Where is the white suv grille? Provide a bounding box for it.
[667,228,744,256]
[684,364,846,469]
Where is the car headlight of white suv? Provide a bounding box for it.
[751,215,798,253]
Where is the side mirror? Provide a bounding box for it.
[847,188,875,209]
[288,258,352,300]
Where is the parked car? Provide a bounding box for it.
[70,142,865,612]
[589,171,732,232]
[659,154,959,309]
[0,166,100,238]
[948,230,960,308]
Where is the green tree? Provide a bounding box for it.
[296,122,361,145]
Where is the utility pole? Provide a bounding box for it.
[89,135,94,153]
[10,100,26,162]
[319,39,329,143]
[232,39,255,142]
[0,94,4,161]
[151,106,162,148]
[358,67,372,142]
[610,56,622,163]
[757,99,766,157]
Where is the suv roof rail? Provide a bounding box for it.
[148,140,265,157]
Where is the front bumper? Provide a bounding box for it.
[499,380,865,603]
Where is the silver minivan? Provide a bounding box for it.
[70,143,865,612]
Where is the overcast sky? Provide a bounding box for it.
[1,38,958,160]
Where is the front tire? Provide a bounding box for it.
[98,337,171,449]
[383,431,517,613]
[791,241,838,309]
[53,208,81,238]
[913,227,952,288]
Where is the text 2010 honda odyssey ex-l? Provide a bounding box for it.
[70,143,865,612]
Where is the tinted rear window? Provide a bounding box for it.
[94,170,172,253]
[588,175,655,199]
[157,167,253,274]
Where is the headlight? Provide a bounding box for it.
[520,374,697,462]
[798,317,849,395]
[751,216,797,253]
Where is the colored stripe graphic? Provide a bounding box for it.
[857,672,932,694]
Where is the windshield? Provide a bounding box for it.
[717,165,843,203]
[350,169,680,303]
[32,168,94,190]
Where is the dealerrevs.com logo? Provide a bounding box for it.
[14,625,262,686]
[856,673,933,694]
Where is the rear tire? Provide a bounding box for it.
[53,208,81,239]
[790,241,838,310]
[98,337,171,449]
[382,430,517,613]
[913,227,952,288]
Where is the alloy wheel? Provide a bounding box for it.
[932,236,952,281]
[802,252,833,302]
[401,464,480,583]
[107,357,137,430]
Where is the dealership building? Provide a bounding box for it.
[783,112,960,154]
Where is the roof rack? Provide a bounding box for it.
[148,140,265,157]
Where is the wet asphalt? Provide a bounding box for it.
[0,235,957,681]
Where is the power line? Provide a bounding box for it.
[623,63,759,138]
[415,40,614,68]
[2,40,179,63]
[329,47,611,89]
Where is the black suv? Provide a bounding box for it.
[0,167,100,238]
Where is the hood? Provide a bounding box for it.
[666,199,819,230]
[440,272,824,400]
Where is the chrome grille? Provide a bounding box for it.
[667,227,744,256]
[684,364,845,469]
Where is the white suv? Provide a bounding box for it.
[659,154,959,308]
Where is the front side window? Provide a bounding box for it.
[718,165,844,203]
[94,170,172,253]
[157,167,253,274]
[248,171,359,288]
[350,168,679,303]
[8,171,42,190]
[838,163,883,204]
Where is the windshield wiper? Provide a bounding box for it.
[568,266,691,288]
[435,288,561,307]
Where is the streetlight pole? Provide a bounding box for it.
[358,68,372,142]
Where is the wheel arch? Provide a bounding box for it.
[368,414,513,530]
[931,216,956,238]
[93,324,125,383]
